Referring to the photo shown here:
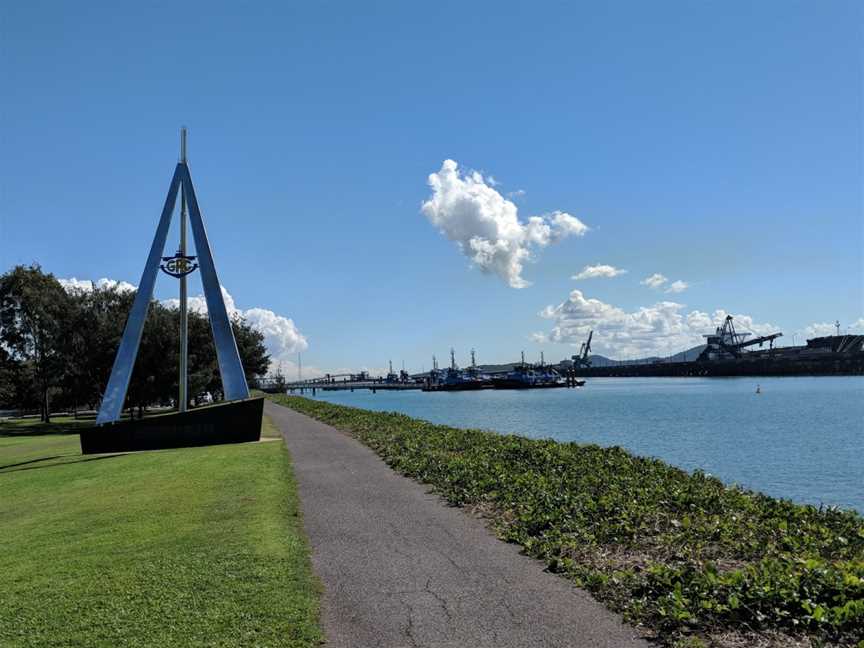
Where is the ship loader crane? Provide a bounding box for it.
[571,330,593,368]
[698,315,782,361]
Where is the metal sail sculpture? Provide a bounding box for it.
[96,130,249,424]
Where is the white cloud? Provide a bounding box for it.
[640,273,668,289]
[572,264,627,281]
[58,277,136,293]
[421,159,588,288]
[801,318,864,338]
[665,280,689,294]
[163,286,309,371]
[268,358,327,381]
[538,288,779,359]
[803,322,836,338]
[58,277,93,292]
[641,273,688,293]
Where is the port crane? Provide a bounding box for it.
[571,330,593,368]
[698,315,782,361]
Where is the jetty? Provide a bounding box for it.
[284,380,421,393]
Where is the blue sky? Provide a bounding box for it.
[2,1,862,376]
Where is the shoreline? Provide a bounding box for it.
[303,378,864,514]
[267,393,864,648]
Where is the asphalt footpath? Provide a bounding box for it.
[265,400,649,648]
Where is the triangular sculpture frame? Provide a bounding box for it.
[96,162,249,424]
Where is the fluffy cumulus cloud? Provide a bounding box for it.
[571,264,627,281]
[163,287,308,372]
[59,276,308,375]
[421,159,588,288]
[58,277,136,293]
[537,289,778,359]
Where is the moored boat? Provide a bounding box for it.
[491,352,567,389]
[423,349,493,391]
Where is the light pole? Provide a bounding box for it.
[178,127,189,412]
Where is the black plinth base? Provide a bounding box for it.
[79,397,264,454]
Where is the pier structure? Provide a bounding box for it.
[259,372,423,394]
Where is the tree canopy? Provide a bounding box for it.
[0,265,270,417]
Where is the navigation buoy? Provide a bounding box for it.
[756,384,761,394]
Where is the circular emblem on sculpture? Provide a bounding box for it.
[160,253,199,278]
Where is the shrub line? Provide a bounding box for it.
[269,394,864,648]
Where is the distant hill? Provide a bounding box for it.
[410,344,709,378]
[476,362,519,374]
[479,345,709,371]
[584,344,707,366]
[415,361,558,377]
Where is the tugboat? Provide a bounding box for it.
[492,352,567,389]
[423,350,492,391]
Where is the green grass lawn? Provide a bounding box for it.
[0,416,321,648]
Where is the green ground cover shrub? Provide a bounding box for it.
[270,394,864,647]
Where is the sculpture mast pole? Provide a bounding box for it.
[179,127,189,412]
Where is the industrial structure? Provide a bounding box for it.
[570,316,863,377]
[697,315,782,361]
[571,330,593,368]
[261,316,863,394]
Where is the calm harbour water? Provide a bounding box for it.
[308,376,864,513]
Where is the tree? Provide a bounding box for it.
[126,307,270,410]
[127,300,178,417]
[0,265,71,422]
[55,284,132,414]
[0,345,20,408]
[232,315,270,384]
[186,309,219,405]
[185,311,270,404]
[84,286,136,408]
[0,264,274,416]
